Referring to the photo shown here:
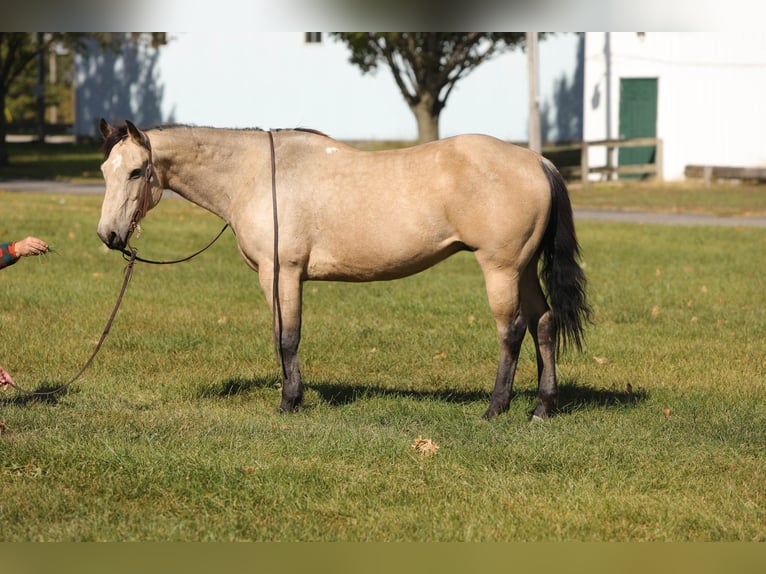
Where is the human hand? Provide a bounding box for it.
[1,366,16,391]
[14,236,49,257]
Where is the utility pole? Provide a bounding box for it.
[527,31,541,153]
[36,32,46,143]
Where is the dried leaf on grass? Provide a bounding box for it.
[4,461,43,477]
[412,437,439,457]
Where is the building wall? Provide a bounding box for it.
[584,32,766,180]
[75,32,583,144]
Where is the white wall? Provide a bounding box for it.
[77,32,583,144]
[584,32,766,180]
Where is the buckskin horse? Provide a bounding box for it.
[97,120,590,420]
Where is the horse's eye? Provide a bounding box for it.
[129,168,142,180]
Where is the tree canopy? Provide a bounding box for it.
[332,33,533,142]
[0,33,166,166]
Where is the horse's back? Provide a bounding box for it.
[276,132,553,280]
[285,132,549,211]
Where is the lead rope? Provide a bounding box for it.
[268,131,288,382]
[4,249,138,398]
[121,223,228,265]
[6,143,231,398]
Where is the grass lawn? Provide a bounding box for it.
[0,141,103,181]
[1,190,764,541]
[569,180,766,217]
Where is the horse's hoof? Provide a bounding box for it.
[481,404,507,420]
[530,405,552,421]
[277,402,301,414]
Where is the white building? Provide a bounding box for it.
[583,32,766,180]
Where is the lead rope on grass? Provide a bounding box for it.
[4,135,232,397]
[5,214,230,399]
[4,249,138,398]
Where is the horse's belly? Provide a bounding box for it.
[306,238,466,282]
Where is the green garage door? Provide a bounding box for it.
[619,78,658,179]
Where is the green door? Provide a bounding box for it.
[618,78,658,179]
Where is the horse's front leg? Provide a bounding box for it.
[260,267,304,412]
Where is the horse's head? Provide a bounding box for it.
[97,119,163,251]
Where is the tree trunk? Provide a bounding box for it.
[411,97,440,144]
[0,90,8,167]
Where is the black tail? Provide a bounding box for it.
[539,159,591,352]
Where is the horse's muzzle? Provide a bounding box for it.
[99,230,127,251]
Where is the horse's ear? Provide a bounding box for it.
[99,118,115,140]
[125,120,149,149]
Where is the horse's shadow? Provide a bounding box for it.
[200,375,647,416]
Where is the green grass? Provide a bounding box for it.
[1,191,765,541]
[570,180,766,217]
[0,141,103,181]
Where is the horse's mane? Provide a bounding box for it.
[101,123,330,159]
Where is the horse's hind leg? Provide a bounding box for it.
[480,265,526,419]
[520,265,557,420]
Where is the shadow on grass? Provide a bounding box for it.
[199,374,648,417]
[311,381,489,407]
[545,379,648,415]
[0,381,72,407]
[197,375,280,398]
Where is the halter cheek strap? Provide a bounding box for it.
[127,147,154,244]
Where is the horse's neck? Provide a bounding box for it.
[150,128,265,221]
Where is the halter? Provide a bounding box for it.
[126,140,155,247]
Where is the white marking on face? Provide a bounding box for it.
[110,154,123,170]
[325,147,339,154]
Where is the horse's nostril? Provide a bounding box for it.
[107,231,120,249]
